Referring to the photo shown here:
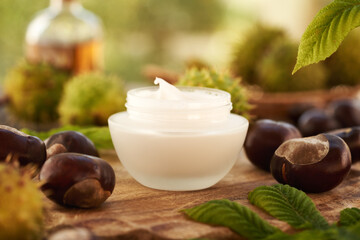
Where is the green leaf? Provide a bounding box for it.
[343,221,360,238]
[339,208,360,226]
[21,125,114,150]
[293,0,360,74]
[266,225,360,240]
[293,226,358,240]
[183,199,284,240]
[265,228,335,240]
[248,184,329,230]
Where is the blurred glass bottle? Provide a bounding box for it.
[25,0,103,75]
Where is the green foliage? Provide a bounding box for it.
[58,73,126,126]
[248,184,329,230]
[177,68,251,118]
[183,199,283,240]
[129,0,224,34]
[0,0,48,78]
[183,184,360,240]
[340,208,360,226]
[4,60,70,123]
[231,24,286,85]
[0,163,44,240]
[293,0,360,74]
[22,125,113,150]
[344,222,360,238]
[265,225,360,240]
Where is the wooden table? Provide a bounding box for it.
[45,150,360,240]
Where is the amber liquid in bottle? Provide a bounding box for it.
[25,0,103,74]
[26,40,102,74]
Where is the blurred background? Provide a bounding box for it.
[0,0,331,85]
[7,0,360,131]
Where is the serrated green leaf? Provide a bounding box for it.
[266,224,360,240]
[293,226,356,240]
[339,208,360,226]
[21,125,113,150]
[293,0,360,74]
[343,221,360,238]
[265,228,335,240]
[248,184,329,230]
[183,199,284,240]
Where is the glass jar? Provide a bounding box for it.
[108,79,249,191]
[25,0,103,74]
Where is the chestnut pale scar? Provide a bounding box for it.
[275,134,329,165]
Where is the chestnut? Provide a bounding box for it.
[287,103,315,124]
[298,108,340,136]
[270,134,351,193]
[0,125,46,171]
[327,99,360,128]
[328,127,360,163]
[45,131,99,158]
[40,153,115,208]
[244,119,301,171]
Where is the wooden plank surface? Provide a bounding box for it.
[44,150,360,240]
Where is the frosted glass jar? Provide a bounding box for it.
[108,79,249,191]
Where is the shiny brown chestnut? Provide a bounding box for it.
[298,108,340,136]
[244,119,301,171]
[40,153,115,208]
[327,99,360,128]
[270,134,351,193]
[287,103,315,124]
[0,125,46,172]
[329,127,360,163]
[45,131,99,158]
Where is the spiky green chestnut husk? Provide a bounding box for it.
[0,163,44,240]
[230,24,286,85]
[257,40,328,92]
[58,73,126,126]
[324,30,360,87]
[4,60,70,123]
[177,68,251,118]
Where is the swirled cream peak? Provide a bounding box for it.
[127,77,232,112]
[154,77,187,100]
[152,77,227,103]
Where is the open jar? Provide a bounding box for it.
[108,78,249,191]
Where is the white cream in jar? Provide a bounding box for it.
[108,78,249,191]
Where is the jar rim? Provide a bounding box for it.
[125,85,233,124]
[126,86,231,110]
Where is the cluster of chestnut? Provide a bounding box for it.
[0,125,115,208]
[289,99,360,137]
[245,98,360,193]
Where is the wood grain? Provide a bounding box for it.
[44,150,360,240]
